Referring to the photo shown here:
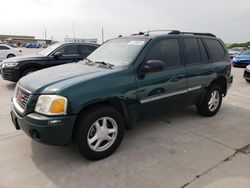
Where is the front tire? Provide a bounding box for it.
[197,84,223,117]
[75,105,125,160]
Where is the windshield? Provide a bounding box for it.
[37,42,62,56]
[87,38,149,66]
[241,50,250,55]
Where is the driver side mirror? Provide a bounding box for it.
[141,60,164,73]
[53,52,63,59]
[138,60,164,79]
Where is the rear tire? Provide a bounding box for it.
[196,84,223,117]
[245,79,250,83]
[74,105,125,160]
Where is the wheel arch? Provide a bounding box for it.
[74,97,131,130]
[20,63,43,75]
[209,77,227,96]
[7,54,15,58]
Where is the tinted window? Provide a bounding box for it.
[204,39,226,61]
[184,38,201,64]
[57,45,79,55]
[80,45,97,57]
[146,39,181,68]
[0,45,10,50]
[198,39,209,62]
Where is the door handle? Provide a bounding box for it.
[208,69,215,74]
[171,74,185,82]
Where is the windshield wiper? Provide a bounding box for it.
[83,58,94,65]
[95,61,114,69]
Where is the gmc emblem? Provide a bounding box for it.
[16,91,25,103]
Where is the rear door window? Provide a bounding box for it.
[146,39,181,68]
[204,39,226,61]
[184,38,201,64]
[80,45,97,57]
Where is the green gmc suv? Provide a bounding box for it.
[11,30,233,160]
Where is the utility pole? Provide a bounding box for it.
[72,22,75,40]
[102,27,104,44]
[44,29,47,40]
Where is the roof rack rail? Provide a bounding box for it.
[132,30,180,36]
[169,31,216,37]
[132,30,216,37]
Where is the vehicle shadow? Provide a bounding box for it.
[6,82,16,91]
[29,106,198,187]
[29,103,250,187]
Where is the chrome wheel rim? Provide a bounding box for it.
[208,90,220,112]
[87,117,118,152]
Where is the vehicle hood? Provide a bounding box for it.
[18,63,114,94]
[3,54,45,62]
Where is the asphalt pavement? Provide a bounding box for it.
[0,53,250,188]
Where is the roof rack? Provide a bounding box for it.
[132,30,216,37]
[171,31,216,37]
[132,30,180,36]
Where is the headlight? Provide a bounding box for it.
[246,65,250,70]
[3,62,19,67]
[35,95,67,115]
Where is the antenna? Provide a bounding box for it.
[72,22,75,40]
[102,27,104,44]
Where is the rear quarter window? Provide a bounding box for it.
[204,39,226,61]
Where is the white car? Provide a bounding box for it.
[0,44,22,61]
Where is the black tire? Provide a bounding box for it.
[7,54,15,58]
[246,79,250,83]
[21,68,38,77]
[196,84,223,117]
[74,105,125,160]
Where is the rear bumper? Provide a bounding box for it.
[11,101,77,146]
[225,75,233,95]
[232,62,250,68]
[1,67,20,82]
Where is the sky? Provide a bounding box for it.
[0,0,249,43]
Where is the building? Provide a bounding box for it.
[64,37,98,44]
[0,34,52,46]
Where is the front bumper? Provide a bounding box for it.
[1,67,20,82]
[11,101,77,146]
[244,69,250,81]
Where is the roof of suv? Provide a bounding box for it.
[125,30,218,40]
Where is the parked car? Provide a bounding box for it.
[228,48,243,59]
[1,42,99,82]
[25,43,41,48]
[10,31,233,160]
[232,50,250,67]
[0,44,22,61]
[243,65,250,82]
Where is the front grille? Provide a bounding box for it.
[16,86,30,109]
